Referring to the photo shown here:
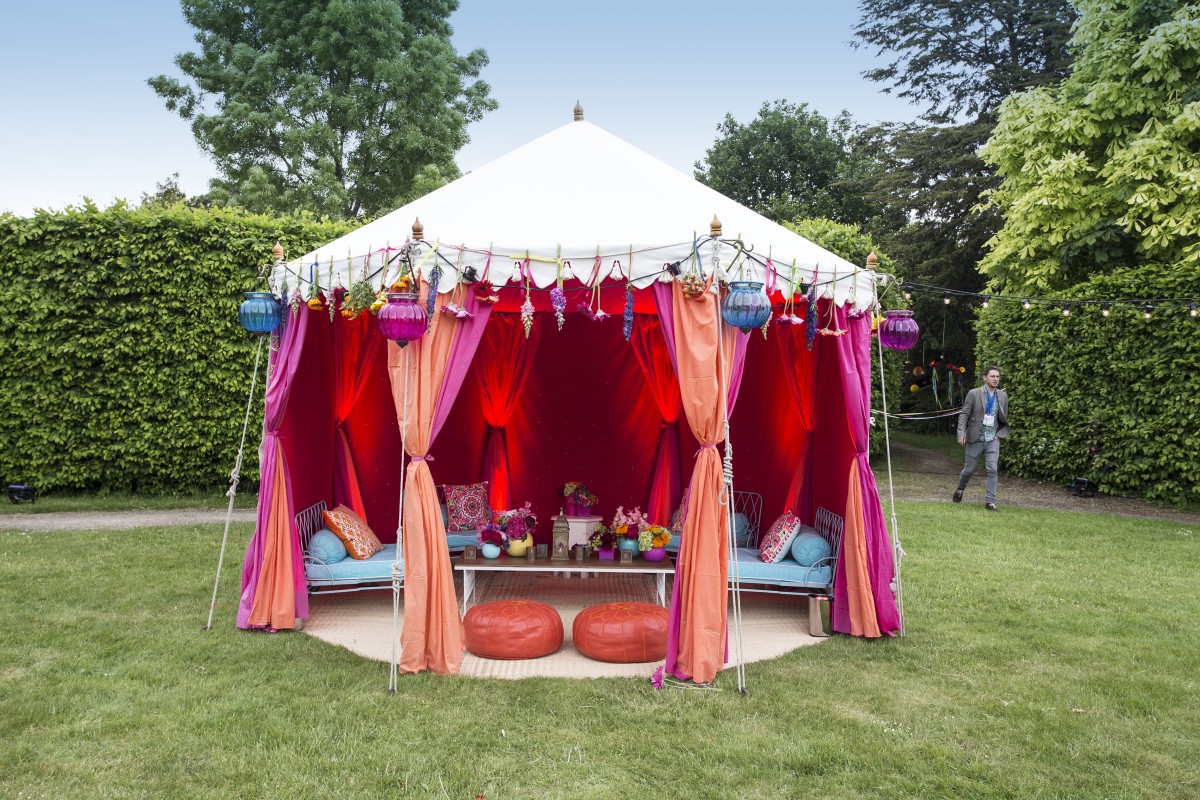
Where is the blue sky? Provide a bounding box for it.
[0,1,920,215]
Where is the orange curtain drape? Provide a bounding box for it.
[473,313,542,511]
[665,282,740,684]
[631,315,683,526]
[388,284,487,674]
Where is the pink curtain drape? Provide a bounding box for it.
[332,312,383,518]
[237,309,311,630]
[630,315,682,525]
[473,313,542,510]
[390,286,493,674]
[654,281,748,683]
[831,309,901,637]
[775,325,820,520]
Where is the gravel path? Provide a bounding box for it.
[1,441,1195,531]
[0,508,256,532]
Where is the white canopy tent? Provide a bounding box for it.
[274,114,877,308]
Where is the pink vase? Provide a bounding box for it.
[642,546,667,562]
[597,547,615,561]
[565,498,591,517]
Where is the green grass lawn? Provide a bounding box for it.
[1,503,1196,799]
[0,489,258,515]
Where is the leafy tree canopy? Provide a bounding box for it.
[149,0,495,220]
[980,0,1200,292]
[854,0,1078,123]
[695,101,884,228]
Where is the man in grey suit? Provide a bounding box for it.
[954,366,1009,510]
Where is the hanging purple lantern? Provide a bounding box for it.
[238,291,282,335]
[879,309,920,351]
[721,281,771,333]
[377,292,427,346]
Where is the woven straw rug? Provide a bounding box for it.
[303,572,823,680]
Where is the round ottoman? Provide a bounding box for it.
[464,600,563,660]
[572,602,670,663]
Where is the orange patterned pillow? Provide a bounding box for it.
[323,505,384,560]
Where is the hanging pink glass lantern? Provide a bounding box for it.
[377,292,426,345]
[879,309,920,351]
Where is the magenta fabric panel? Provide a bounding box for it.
[650,283,678,375]
[631,316,683,526]
[430,291,494,443]
[830,309,900,635]
[237,307,311,629]
[726,332,750,413]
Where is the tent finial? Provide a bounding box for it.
[272,240,284,262]
[866,251,878,271]
[574,101,584,122]
[412,218,424,240]
[710,215,722,238]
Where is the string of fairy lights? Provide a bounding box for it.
[898,280,1199,321]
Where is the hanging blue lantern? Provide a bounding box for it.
[239,291,282,335]
[721,281,771,333]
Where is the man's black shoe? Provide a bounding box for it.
[985,503,997,511]
[952,489,963,503]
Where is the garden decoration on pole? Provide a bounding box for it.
[207,241,285,630]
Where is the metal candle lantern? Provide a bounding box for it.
[238,291,283,335]
[377,292,427,345]
[721,281,771,333]
[879,309,920,351]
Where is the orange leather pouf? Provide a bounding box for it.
[572,602,670,663]
[463,600,564,660]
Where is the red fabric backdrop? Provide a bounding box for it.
[280,296,856,548]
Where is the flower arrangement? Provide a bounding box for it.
[638,524,671,552]
[610,505,647,541]
[495,502,538,541]
[477,524,508,548]
[560,482,598,507]
[588,523,616,551]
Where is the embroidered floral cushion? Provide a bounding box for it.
[669,488,691,535]
[445,481,490,532]
[323,505,384,560]
[758,511,802,564]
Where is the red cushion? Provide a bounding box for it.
[573,602,670,663]
[464,600,563,660]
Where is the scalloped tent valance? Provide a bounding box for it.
[277,119,876,312]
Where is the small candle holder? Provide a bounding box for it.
[462,545,477,561]
[620,549,633,563]
[525,548,536,562]
[535,543,548,559]
[572,544,587,561]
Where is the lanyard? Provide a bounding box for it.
[985,389,996,415]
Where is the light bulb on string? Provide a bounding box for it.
[1022,298,1032,310]
[903,291,912,301]
[1144,304,1154,320]
[1190,303,1198,317]
[980,296,990,309]
[1062,305,1071,316]
[943,294,952,305]
[1101,304,1111,317]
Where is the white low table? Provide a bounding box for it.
[453,555,674,614]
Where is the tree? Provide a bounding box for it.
[980,0,1200,293]
[854,0,1077,124]
[852,0,1077,375]
[695,101,883,228]
[148,0,496,219]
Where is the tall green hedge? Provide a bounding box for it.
[0,203,355,494]
[975,262,1200,504]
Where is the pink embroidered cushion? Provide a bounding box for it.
[444,482,491,532]
[322,504,384,560]
[758,511,802,564]
[669,488,691,535]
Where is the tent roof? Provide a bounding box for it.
[282,118,876,309]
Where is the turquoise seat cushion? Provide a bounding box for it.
[446,532,477,551]
[307,529,347,565]
[666,514,749,553]
[790,530,831,567]
[306,544,400,585]
[729,548,833,588]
